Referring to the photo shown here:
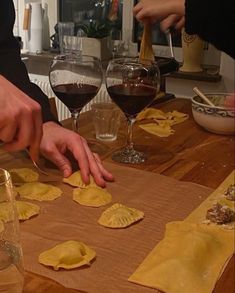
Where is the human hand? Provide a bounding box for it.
[0,75,42,161]
[160,15,185,32]
[133,0,185,25]
[40,121,114,187]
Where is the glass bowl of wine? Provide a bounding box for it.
[49,54,103,132]
[106,57,160,164]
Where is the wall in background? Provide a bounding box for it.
[17,0,234,97]
[13,0,19,35]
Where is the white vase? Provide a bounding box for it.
[180,28,204,73]
[42,3,50,50]
[28,2,43,54]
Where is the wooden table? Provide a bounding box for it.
[12,98,235,292]
[70,98,234,190]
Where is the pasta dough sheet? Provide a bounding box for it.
[129,170,235,293]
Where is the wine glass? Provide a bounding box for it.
[49,54,103,132]
[106,57,160,164]
[109,29,124,59]
[0,168,24,293]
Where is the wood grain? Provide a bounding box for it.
[65,98,234,190]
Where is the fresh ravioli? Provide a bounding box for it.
[9,168,39,183]
[63,171,95,188]
[73,186,112,207]
[0,201,40,222]
[16,182,62,201]
[38,240,96,270]
[98,203,144,228]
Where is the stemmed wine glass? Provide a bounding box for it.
[49,54,103,132]
[106,57,160,164]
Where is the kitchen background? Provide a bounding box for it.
[13,0,234,112]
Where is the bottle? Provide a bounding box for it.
[42,2,50,50]
[28,2,43,54]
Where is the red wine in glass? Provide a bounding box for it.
[107,83,156,118]
[49,54,102,132]
[106,57,160,164]
[53,83,99,113]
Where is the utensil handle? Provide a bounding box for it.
[139,22,155,63]
[193,87,215,107]
[165,30,175,59]
[23,4,30,30]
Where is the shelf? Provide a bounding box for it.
[168,64,221,82]
[21,51,222,83]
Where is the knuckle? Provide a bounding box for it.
[32,102,41,113]
[42,145,54,155]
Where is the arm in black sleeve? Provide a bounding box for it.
[0,0,58,123]
[185,0,235,59]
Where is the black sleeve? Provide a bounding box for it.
[185,0,235,59]
[0,0,58,123]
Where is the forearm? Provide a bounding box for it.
[0,0,57,123]
[0,45,58,123]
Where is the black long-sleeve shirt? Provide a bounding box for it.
[185,0,235,59]
[0,0,57,123]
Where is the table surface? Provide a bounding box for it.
[4,98,235,293]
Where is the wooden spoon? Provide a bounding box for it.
[193,87,215,107]
[139,22,155,63]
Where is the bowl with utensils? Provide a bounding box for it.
[191,93,235,135]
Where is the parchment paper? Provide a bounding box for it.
[16,162,212,293]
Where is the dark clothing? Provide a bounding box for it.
[0,0,57,123]
[185,0,235,59]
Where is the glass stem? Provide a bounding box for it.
[126,117,135,151]
[71,111,79,133]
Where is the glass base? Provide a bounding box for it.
[111,147,147,164]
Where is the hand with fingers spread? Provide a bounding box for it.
[40,121,114,188]
[0,75,42,161]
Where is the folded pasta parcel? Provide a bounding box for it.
[39,240,96,270]
[73,185,112,207]
[16,182,62,201]
[98,203,144,228]
[9,168,39,183]
[63,171,95,188]
[0,201,40,222]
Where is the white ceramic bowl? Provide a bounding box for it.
[191,93,235,135]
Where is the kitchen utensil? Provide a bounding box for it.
[22,4,30,53]
[139,22,155,63]
[25,149,51,176]
[193,87,215,107]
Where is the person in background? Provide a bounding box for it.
[133,0,235,59]
[0,0,113,187]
